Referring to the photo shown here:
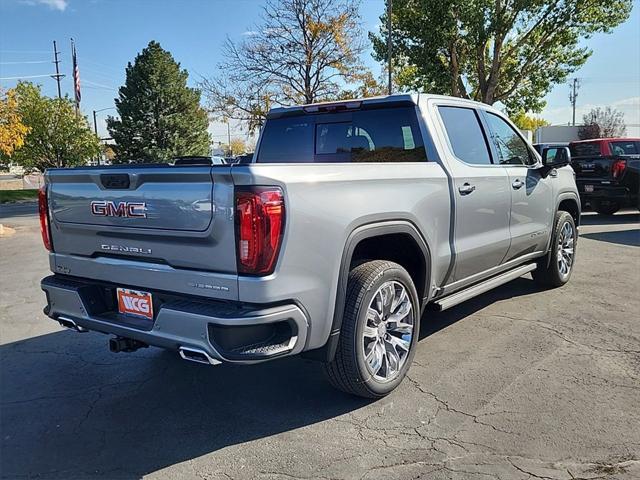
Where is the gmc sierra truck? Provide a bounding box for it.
[40,94,580,398]
[569,138,639,214]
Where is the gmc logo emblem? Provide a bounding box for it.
[90,201,147,218]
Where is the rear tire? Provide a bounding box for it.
[594,201,620,215]
[532,211,577,288]
[325,261,420,399]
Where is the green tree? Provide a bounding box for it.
[372,0,632,113]
[107,41,211,162]
[511,112,549,131]
[0,82,100,171]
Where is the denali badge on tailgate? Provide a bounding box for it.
[91,200,147,218]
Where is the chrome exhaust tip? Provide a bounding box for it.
[179,346,221,365]
[58,316,88,333]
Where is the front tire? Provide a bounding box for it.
[325,261,420,399]
[532,211,577,288]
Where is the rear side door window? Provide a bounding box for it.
[438,106,492,165]
[484,113,534,166]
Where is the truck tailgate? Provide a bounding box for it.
[571,157,615,179]
[47,165,237,273]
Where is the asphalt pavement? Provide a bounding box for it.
[0,204,639,480]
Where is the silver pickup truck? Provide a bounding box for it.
[40,94,580,398]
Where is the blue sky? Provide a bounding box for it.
[1,0,639,140]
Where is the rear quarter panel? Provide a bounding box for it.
[232,162,451,350]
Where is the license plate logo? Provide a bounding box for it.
[117,288,153,320]
[585,185,594,193]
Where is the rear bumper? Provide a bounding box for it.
[576,180,637,205]
[41,275,309,364]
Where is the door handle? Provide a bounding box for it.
[512,179,524,190]
[458,183,476,195]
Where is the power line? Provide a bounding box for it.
[0,60,50,65]
[83,79,117,90]
[0,49,51,54]
[0,74,55,80]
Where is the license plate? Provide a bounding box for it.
[585,185,594,193]
[117,288,153,320]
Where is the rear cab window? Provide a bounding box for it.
[570,142,602,158]
[257,105,427,163]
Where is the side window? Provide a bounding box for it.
[485,113,533,166]
[438,106,492,165]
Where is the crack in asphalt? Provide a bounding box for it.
[404,374,514,435]
[480,313,640,357]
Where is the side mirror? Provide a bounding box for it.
[542,146,571,168]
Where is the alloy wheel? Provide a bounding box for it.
[362,280,415,382]
[557,221,575,277]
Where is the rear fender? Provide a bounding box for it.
[303,220,431,363]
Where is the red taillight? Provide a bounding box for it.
[38,185,52,251]
[235,187,285,275]
[612,159,626,179]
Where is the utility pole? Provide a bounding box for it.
[569,78,580,126]
[226,119,231,156]
[93,110,98,136]
[92,107,115,166]
[51,40,65,99]
[92,110,100,166]
[387,0,393,95]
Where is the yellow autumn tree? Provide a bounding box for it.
[229,138,248,156]
[0,88,30,157]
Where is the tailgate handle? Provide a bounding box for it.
[100,174,130,189]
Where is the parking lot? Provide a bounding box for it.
[1,204,639,480]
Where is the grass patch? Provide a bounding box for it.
[0,189,39,203]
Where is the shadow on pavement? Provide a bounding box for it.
[0,277,541,479]
[0,202,38,219]
[0,330,369,479]
[580,211,639,226]
[420,277,540,339]
[580,229,640,247]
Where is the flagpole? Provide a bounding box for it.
[71,38,80,118]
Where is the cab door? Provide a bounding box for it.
[481,111,553,261]
[436,105,511,282]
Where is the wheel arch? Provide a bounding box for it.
[542,192,581,267]
[557,194,581,227]
[303,220,432,363]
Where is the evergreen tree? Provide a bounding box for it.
[108,41,210,162]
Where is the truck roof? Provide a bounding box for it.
[266,93,493,119]
[570,137,640,144]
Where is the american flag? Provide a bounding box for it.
[72,40,81,105]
